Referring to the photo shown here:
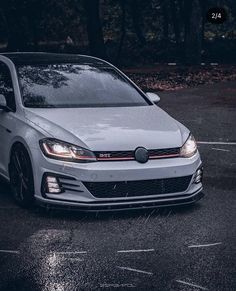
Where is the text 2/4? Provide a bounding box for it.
[211,13,221,19]
[206,7,226,24]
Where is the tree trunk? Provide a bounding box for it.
[200,0,207,49]
[130,0,146,45]
[1,2,29,51]
[184,0,202,65]
[162,0,169,43]
[84,0,107,59]
[170,0,180,44]
[116,0,126,63]
[25,0,41,50]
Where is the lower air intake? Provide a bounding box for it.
[83,176,192,198]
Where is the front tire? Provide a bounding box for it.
[9,143,35,208]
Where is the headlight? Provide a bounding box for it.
[180,134,197,158]
[40,139,97,163]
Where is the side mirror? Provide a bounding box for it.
[0,94,10,111]
[146,92,160,103]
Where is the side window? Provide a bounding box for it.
[0,63,16,111]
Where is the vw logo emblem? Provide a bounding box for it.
[135,147,149,163]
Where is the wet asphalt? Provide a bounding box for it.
[0,81,235,291]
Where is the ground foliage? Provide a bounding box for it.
[125,65,236,91]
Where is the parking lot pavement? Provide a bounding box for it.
[0,81,235,291]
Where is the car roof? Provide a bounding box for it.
[0,52,108,66]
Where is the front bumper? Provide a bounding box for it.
[32,148,203,210]
[36,189,204,211]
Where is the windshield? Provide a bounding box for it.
[17,64,149,108]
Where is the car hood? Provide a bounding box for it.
[24,105,189,151]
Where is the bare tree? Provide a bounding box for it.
[184,0,202,64]
[129,0,146,45]
[162,0,169,44]
[83,0,107,59]
[116,0,126,63]
[200,0,207,48]
[0,1,29,51]
[170,0,180,44]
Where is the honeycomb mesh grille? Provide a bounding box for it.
[83,176,192,198]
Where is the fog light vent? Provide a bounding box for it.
[42,174,64,195]
[194,167,203,184]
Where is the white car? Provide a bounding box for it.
[0,52,203,210]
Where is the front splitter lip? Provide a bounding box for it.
[35,188,204,212]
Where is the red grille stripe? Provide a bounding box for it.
[96,153,180,161]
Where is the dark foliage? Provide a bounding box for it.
[0,0,235,66]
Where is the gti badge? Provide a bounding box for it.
[99,153,111,158]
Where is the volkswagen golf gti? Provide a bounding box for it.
[0,52,203,210]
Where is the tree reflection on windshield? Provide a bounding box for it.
[17,64,148,108]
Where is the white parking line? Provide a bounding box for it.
[176,280,208,290]
[188,242,222,248]
[197,141,236,145]
[100,283,136,288]
[212,148,230,152]
[117,266,153,275]
[117,249,154,253]
[0,250,20,254]
[54,251,87,255]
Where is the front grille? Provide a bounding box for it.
[94,147,180,161]
[83,176,192,198]
[148,147,180,158]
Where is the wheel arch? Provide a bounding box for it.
[8,138,36,207]
[8,138,35,177]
